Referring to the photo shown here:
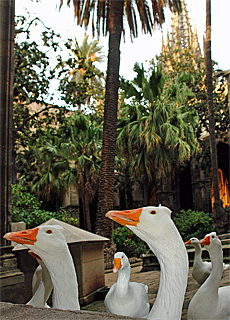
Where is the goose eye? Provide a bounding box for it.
[212,235,214,238]
[46,230,52,234]
[122,255,124,259]
[150,210,156,215]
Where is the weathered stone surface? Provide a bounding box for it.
[0,246,25,304]
[0,302,143,320]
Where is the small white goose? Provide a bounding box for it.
[104,251,150,318]
[188,232,230,320]
[106,206,189,320]
[185,237,229,285]
[4,225,80,311]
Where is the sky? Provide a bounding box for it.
[15,0,230,102]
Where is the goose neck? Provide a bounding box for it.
[193,243,202,256]
[116,265,131,296]
[148,237,188,320]
[43,249,80,311]
[204,246,223,290]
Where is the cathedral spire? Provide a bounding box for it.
[162,0,202,61]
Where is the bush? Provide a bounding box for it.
[173,209,214,241]
[11,184,78,229]
[112,226,148,258]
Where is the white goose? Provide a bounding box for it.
[188,232,230,320]
[26,254,53,308]
[104,251,150,318]
[4,225,80,311]
[185,237,229,285]
[106,206,189,320]
[185,237,212,285]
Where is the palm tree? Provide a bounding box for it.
[205,0,228,234]
[60,0,182,238]
[0,0,15,245]
[62,113,102,231]
[69,34,104,80]
[32,113,102,231]
[32,133,66,210]
[118,63,198,206]
[56,34,105,110]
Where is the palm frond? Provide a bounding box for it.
[125,0,138,39]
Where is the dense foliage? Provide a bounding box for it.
[14,17,104,231]
[112,226,149,258]
[14,15,69,184]
[117,63,198,205]
[11,184,77,229]
[157,47,229,137]
[173,209,214,241]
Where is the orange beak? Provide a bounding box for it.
[113,258,122,273]
[105,208,142,227]
[185,239,191,245]
[3,228,39,245]
[199,235,210,246]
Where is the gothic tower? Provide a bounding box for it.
[161,0,202,69]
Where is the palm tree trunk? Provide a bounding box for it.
[143,173,149,206]
[0,0,15,245]
[84,188,92,232]
[205,0,228,234]
[95,0,124,238]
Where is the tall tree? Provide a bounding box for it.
[118,63,198,206]
[31,113,102,231]
[55,34,105,110]
[205,0,228,233]
[0,0,15,245]
[13,15,65,184]
[61,0,182,238]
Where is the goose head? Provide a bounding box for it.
[106,206,177,251]
[185,237,200,245]
[3,225,67,260]
[113,252,129,273]
[199,232,221,252]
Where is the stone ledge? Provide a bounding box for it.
[0,302,144,320]
[0,271,24,287]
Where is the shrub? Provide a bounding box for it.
[11,184,78,229]
[112,226,148,258]
[173,209,214,241]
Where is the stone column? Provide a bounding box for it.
[0,246,25,303]
[190,157,212,213]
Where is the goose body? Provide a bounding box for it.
[106,206,189,320]
[188,232,230,320]
[104,252,149,318]
[4,225,80,311]
[185,237,229,285]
